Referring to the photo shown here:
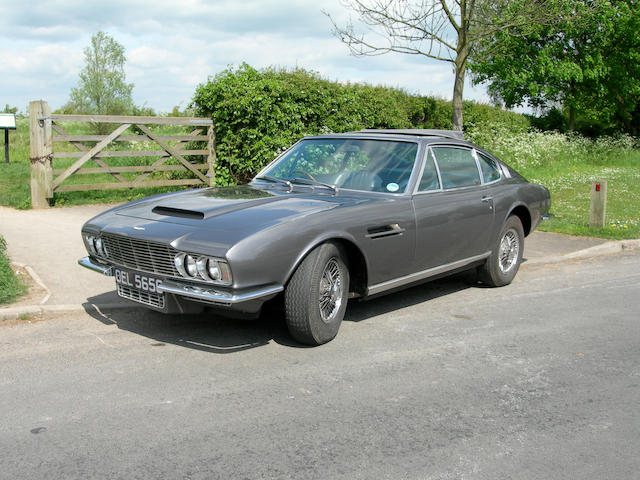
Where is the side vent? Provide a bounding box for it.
[152,206,205,219]
[366,223,405,239]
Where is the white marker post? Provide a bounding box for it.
[589,180,607,228]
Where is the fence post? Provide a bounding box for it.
[207,124,217,187]
[29,100,53,208]
[589,180,607,228]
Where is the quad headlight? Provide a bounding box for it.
[174,253,232,285]
[84,234,108,258]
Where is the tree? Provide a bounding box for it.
[327,0,561,130]
[470,0,640,133]
[67,31,134,117]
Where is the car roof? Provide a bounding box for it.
[306,129,474,147]
[357,129,465,140]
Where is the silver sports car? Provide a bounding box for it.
[79,129,551,345]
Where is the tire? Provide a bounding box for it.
[479,215,524,287]
[284,242,350,346]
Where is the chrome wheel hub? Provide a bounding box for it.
[498,228,520,274]
[319,258,343,323]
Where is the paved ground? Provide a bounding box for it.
[0,205,119,306]
[0,251,639,479]
[0,204,610,310]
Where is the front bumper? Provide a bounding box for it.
[78,256,283,312]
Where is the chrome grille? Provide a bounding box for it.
[117,284,165,308]
[102,233,179,277]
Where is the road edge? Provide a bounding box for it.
[2,238,639,322]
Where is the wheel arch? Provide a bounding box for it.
[507,204,532,237]
[284,234,369,298]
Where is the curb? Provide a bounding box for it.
[2,238,639,322]
[523,238,640,266]
[12,262,52,305]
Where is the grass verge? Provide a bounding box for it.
[0,236,27,305]
[469,129,640,240]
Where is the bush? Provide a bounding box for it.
[466,126,639,170]
[0,236,26,305]
[192,64,530,184]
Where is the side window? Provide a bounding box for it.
[417,150,441,191]
[432,147,481,189]
[477,152,501,183]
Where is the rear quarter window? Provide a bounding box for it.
[431,147,481,189]
[477,152,501,183]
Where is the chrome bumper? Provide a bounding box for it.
[156,280,283,306]
[77,256,283,305]
[78,256,114,276]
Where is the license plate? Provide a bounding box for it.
[114,268,163,294]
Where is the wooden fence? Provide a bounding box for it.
[29,100,216,208]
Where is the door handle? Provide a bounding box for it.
[481,196,494,210]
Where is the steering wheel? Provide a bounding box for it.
[293,169,318,181]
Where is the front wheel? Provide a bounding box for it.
[479,215,524,287]
[284,242,349,345]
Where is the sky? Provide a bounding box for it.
[0,0,493,114]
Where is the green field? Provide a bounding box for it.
[0,116,203,208]
[1,117,639,239]
[468,129,640,240]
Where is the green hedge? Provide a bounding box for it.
[192,64,530,184]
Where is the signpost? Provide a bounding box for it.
[589,180,608,228]
[0,113,17,164]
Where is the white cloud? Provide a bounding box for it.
[0,0,492,113]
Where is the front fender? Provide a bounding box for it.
[226,221,368,291]
[281,230,367,286]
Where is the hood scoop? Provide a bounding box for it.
[152,206,205,220]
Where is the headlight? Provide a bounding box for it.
[83,234,108,258]
[173,252,232,285]
[174,253,187,277]
[185,255,198,277]
[208,258,232,284]
[84,234,97,255]
[207,260,221,281]
[95,237,107,257]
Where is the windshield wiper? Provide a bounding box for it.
[254,175,293,192]
[291,177,338,194]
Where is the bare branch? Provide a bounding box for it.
[440,0,460,33]
[326,0,459,62]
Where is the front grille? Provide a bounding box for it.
[102,233,179,277]
[117,284,165,309]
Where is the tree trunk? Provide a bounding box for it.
[452,61,465,131]
[568,106,575,131]
[452,1,469,133]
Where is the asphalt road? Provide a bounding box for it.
[1,253,639,480]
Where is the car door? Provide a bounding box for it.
[411,145,496,271]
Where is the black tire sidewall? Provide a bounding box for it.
[285,242,350,345]
[483,215,524,287]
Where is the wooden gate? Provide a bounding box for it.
[29,100,216,208]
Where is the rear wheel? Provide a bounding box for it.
[479,215,524,287]
[284,242,349,345]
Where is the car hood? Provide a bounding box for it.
[86,185,375,256]
[114,185,343,227]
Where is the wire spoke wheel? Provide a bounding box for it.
[318,258,343,323]
[284,242,350,345]
[498,228,520,274]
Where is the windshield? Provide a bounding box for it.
[258,138,419,193]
